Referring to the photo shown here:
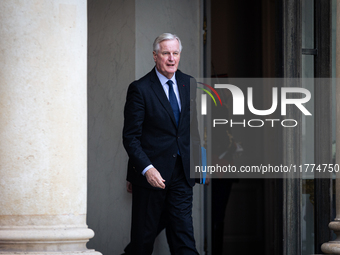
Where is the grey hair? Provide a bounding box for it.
[153,33,182,53]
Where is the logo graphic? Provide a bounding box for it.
[195,80,312,128]
[214,84,311,116]
[197,83,312,117]
[197,82,222,115]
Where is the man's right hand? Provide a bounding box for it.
[145,168,166,189]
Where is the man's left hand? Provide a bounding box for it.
[145,168,166,189]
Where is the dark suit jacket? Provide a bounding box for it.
[123,68,200,189]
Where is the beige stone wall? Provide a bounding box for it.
[0,0,87,218]
[0,1,99,253]
[87,0,136,254]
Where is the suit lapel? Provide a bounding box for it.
[176,71,188,127]
[150,69,178,127]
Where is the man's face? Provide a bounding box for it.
[153,39,181,79]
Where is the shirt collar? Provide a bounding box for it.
[155,67,176,86]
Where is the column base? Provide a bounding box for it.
[322,220,340,254]
[0,252,102,255]
[0,227,102,255]
[322,241,340,254]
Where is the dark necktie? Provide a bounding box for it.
[166,80,180,127]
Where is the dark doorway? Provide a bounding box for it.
[208,0,279,254]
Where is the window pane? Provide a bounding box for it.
[302,0,314,49]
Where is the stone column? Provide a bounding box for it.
[0,1,100,254]
[322,0,340,253]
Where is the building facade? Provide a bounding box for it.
[0,0,339,255]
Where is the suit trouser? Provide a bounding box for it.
[130,156,199,255]
[124,210,173,254]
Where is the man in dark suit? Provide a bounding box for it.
[123,33,200,255]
